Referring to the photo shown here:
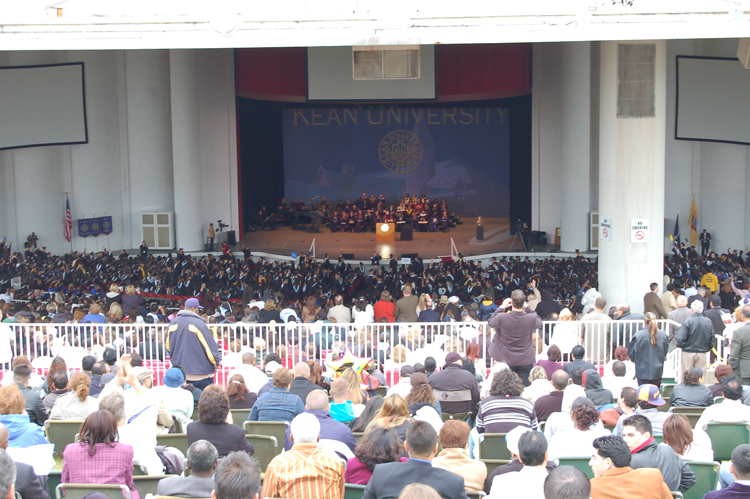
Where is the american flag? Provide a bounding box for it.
[64,195,72,242]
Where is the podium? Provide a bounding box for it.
[376,223,395,242]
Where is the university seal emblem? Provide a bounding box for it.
[379,130,423,174]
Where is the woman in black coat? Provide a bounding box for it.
[628,312,669,387]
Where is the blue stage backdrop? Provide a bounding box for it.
[282,107,510,217]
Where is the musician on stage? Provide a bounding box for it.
[330,211,340,232]
[440,210,450,232]
[296,198,307,212]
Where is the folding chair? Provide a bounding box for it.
[156,433,189,455]
[344,483,366,499]
[670,407,707,428]
[133,475,174,498]
[705,423,750,461]
[45,420,85,454]
[477,433,510,462]
[245,434,279,472]
[557,457,595,479]
[230,409,251,428]
[243,421,288,449]
[682,461,719,499]
[56,483,130,499]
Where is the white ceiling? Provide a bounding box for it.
[1,0,750,51]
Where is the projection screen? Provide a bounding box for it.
[0,62,88,150]
[675,56,750,145]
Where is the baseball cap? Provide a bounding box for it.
[264,361,282,375]
[445,352,462,365]
[448,296,460,304]
[131,366,154,384]
[185,297,203,309]
[440,296,449,304]
[637,384,665,406]
[162,367,185,388]
[400,365,415,377]
[505,426,533,455]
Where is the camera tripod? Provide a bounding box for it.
[509,228,528,252]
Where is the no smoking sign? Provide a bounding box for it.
[631,219,649,243]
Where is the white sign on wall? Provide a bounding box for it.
[600,217,612,241]
[631,219,649,243]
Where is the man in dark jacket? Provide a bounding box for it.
[563,346,596,376]
[729,306,750,384]
[615,302,643,352]
[487,290,542,385]
[282,390,356,456]
[12,365,47,426]
[418,297,440,322]
[429,352,480,416]
[675,300,714,380]
[643,283,668,320]
[703,295,730,338]
[288,362,324,403]
[704,444,750,499]
[583,369,614,407]
[166,297,222,389]
[622,415,696,493]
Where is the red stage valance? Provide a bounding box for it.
[235,48,307,101]
[235,44,531,102]
[436,44,532,101]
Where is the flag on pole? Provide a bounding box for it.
[671,212,679,242]
[689,196,698,247]
[64,195,72,242]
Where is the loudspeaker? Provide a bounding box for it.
[530,230,546,246]
[400,225,413,241]
[738,39,750,69]
[341,253,355,260]
[227,230,237,245]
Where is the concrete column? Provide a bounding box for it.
[170,50,204,251]
[125,50,175,249]
[598,41,666,313]
[560,42,591,252]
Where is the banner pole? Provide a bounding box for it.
[93,212,98,252]
[105,210,110,252]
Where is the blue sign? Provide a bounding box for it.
[101,216,113,235]
[90,217,102,237]
[78,219,90,238]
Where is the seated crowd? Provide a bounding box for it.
[1,242,750,499]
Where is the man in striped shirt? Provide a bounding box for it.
[261,413,345,499]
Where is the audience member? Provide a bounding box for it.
[406,373,442,432]
[622,414,696,492]
[345,427,403,485]
[329,378,364,423]
[230,353,267,394]
[0,424,49,499]
[225,374,257,409]
[151,367,196,426]
[283,390,356,458]
[289,362,324,402]
[366,394,414,442]
[601,360,637,397]
[589,435,672,499]
[61,410,140,499]
[582,369,614,407]
[599,387,637,427]
[362,420,469,499]
[42,370,69,412]
[534,370,567,423]
[248,368,304,423]
[675,300,714,380]
[695,375,750,429]
[432,420,486,491]
[547,397,610,460]
[522,366,553,404]
[0,449,16,499]
[704,444,750,499]
[614,385,670,436]
[563,346,596,376]
[157,440,218,498]
[262,413,345,499]
[488,431,549,499]
[0,386,47,448]
[482,427,557,494]
[98,390,163,475]
[628,313,669,386]
[709,365,734,397]
[429,352,480,416]
[187,385,254,457]
[397,483,441,499]
[543,466,591,499]
[662,413,713,461]
[535,345,563,380]
[670,367,714,407]
[350,395,384,433]
[11,365,46,426]
[212,451,262,499]
[476,369,538,434]
[49,372,98,420]
[386,365,414,399]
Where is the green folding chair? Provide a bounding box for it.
[557,457,594,479]
[245,434,279,472]
[156,433,190,455]
[478,433,510,462]
[682,461,719,499]
[705,423,750,461]
[344,483,366,499]
[670,407,707,428]
[56,483,130,499]
[243,421,288,450]
[45,420,85,454]
[442,412,470,423]
[480,459,505,476]
[652,434,663,445]
[230,409,251,428]
[375,386,388,398]
[352,432,365,446]
[133,475,174,498]
[48,471,62,499]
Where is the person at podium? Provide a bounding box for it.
[441,211,450,232]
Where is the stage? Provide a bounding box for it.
[239,217,549,261]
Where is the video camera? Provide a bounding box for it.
[216,220,229,232]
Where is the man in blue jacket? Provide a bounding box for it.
[166,298,221,389]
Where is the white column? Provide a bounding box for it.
[125,50,175,249]
[560,42,591,252]
[598,41,666,313]
[170,50,204,251]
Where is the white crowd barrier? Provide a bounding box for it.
[3,318,716,388]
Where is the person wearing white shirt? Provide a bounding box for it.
[696,375,750,431]
[488,431,550,499]
[547,396,609,460]
[602,361,638,396]
[352,297,374,325]
[229,353,269,394]
[386,366,414,399]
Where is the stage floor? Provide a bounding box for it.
[239,217,539,260]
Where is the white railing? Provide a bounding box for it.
[5,318,711,388]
